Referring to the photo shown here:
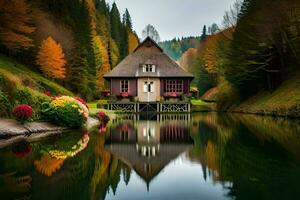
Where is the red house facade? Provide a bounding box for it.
[104,37,194,102]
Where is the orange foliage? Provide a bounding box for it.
[36,36,66,79]
[201,28,234,74]
[128,31,139,53]
[85,0,97,37]
[179,48,198,71]
[0,0,35,49]
[34,155,64,177]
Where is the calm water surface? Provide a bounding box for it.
[1,113,300,200]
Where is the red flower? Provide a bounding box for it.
[96,111,110,124]
[120,92,129,98]
[43,91,51,97]
[74,97,89,108]
[13,142,32,158]
[13,104,33,122]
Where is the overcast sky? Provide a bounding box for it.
[106,0,237,41]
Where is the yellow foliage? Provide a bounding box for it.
[110,38,120,68]
[0,0,35,49]
[85,0,97,37]
[92,36,111,91]
[128,32,139,53]
[34,155,64,177]
[36,36,66,79]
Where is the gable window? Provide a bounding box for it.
[143,64,155,72]
[120,80,129,93]
[165,80,183,93]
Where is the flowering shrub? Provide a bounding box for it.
[13,104,33,123]
[164,92,178,97]
[120,92,129,98]
[96,111,110,124]
[43,96,89,127]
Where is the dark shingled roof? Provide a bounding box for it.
[104,37,194,79]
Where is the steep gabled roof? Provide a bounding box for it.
[104,37,194,79]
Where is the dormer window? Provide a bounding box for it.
[142,64,155,72]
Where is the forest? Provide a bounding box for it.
[0,0,139,101]
[178,0,300,115]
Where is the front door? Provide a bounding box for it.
[138,78,160,102]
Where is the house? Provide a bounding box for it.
[104,37,194,102]
[105,120,193,189]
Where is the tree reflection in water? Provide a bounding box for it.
[0,114,300,200]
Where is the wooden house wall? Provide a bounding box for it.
[111,78,137,96]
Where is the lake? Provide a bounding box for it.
[1,113,300,200]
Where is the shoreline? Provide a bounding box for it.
[0,117,99,149]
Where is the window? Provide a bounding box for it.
[165,80,183,93]
[143,64,155,72]
[120,80,129,92]
[144,81,154,93]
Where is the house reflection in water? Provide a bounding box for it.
[105,118,193,190]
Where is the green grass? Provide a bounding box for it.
[0,54,73,96]
[191,99,210,106]
[234,71,300,117]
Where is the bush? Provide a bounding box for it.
[12,104,33,123]
[43,96,89,128]
[0,89,12,117]
[14,87,51,120]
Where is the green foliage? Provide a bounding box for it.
[0,90,11,117]
[43,101,85,128]
[14,87,51,120]
[159,37,201,61]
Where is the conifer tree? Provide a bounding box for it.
[36,37,66,79]
[67,47,89,97]
[0,0,35,50]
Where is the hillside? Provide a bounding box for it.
[231,71,300,118]
[0,54,73,118]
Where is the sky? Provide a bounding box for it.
[106,0,237,41]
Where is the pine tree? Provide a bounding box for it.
[36,37,66,79]
[200,25,207,41]
[0,0,35,50]
[110,3,122,47]
[123,9,132,30]
[67,47,89,97]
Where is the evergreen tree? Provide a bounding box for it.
[123,9,132,30]
[110,3,122,47]
[67,47,89,97]
[201,25,207,41]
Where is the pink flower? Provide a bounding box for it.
[120,92,129,98]
[74,97,89,109]
[164,92,177,97]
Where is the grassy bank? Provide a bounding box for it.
[0,54,73,119]
[231,72,300,118]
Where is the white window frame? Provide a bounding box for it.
[120,80,129,93]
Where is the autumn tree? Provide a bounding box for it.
[36,37,66,79]
[128,31,139,53]
[110,38,120,68]
[0,0,35,50]
[92,36,111,92]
